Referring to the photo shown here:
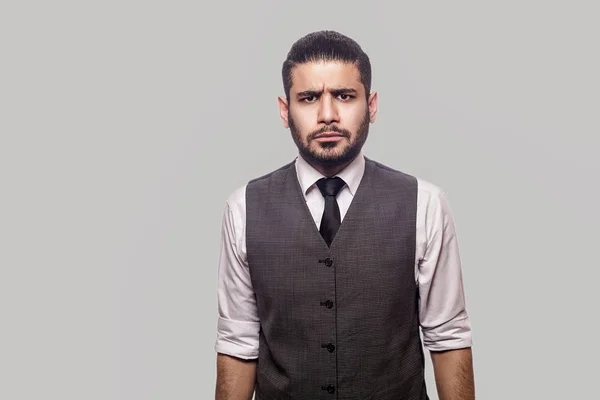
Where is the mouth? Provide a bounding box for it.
[313,132,347,142]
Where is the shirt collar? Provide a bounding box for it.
[295,151,365,197]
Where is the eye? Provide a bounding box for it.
[302,96,317,102]
[338,94,354,101]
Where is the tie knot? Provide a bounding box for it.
[316,177,346,197]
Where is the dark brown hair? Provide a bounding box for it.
[282,30,372,100]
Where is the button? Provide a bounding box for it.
[321,385,335,394]
[324,258,333,267]
[322,343,335,352]
[320,300,333,309]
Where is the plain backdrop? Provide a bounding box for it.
[1,1,599,399]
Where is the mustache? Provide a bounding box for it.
[308,125,351,141]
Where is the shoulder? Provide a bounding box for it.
[225,160,296,211]
[365,157,447,205]
[416,177,445,203]
[247,160,296,186]
[367,158,416,182]
[225,183,247,210]
[415,177,455,227]
[367,158,428,196]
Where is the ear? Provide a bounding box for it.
[368,91,378,123]
[278,96,290,128]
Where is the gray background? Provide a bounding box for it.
[1,1,598,399]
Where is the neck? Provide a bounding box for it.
[302,155,357,177]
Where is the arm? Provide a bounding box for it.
[416,186,475,398]
[431,348,475,400]
[214,187,261,399]
[215,353,257,400]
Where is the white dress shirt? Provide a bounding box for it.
[215,152,472,360]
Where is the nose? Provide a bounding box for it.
[317,94,340,125]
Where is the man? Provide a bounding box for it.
[215,30,474,400]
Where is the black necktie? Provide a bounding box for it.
[316,177,346,246]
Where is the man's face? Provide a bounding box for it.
[278,61,378,166]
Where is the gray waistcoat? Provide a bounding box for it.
[246,158,428,400]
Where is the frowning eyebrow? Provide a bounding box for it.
[296,88,358,98]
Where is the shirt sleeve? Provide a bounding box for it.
[418,188,473,351]
[214,186,260,359]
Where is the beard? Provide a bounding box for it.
[289,108,370,167]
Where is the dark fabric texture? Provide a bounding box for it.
[246,158,428,400]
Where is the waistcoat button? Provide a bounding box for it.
[324,258,333,267]
[322,384,336,393]
[321,343,335,353]
[320,300,334,309]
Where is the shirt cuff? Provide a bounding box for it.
[421,315,473,352]
[215,316,260,360]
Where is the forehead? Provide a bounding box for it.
[290,61,363,92]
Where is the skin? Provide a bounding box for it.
[431,347,476,400]
[215,60,475,400]
[215,354,256,400]
[277,61,378,177]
